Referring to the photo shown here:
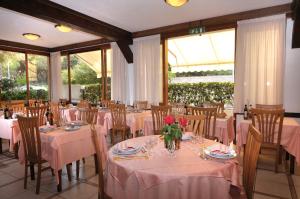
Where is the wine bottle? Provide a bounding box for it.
[4,105,9,119]
[244,105,248,120]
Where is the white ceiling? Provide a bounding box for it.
[51,0,291,32]
[0,8,100,48]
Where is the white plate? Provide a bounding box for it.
[204,146,237,159]
[181,134,192,141]
[112,144,141,155]
[64,126,80,131]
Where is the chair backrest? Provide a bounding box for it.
[78,108,98,125]
[59,98,68,106]
[134,101,148,109]
[26,106,48,126]
[17,116,42,163]
[28,99,42,107]
[77,100,90,109]
[176,114,206,135]
[109,104,127,129]
[255,104,283,110]
[251,108,284,145]
[170,102,186,115]
[151,105,172,135]
[8,101,25,113]
[243,125,263,199]
[101,100,115,108]
[191,107,217,139]
[50,102,60,126]
[90,124,105,199]
[203,102,224,114]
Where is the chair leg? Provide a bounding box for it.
[82,158,86,164]
[30,162,35,180]
[24,163,28,189]
[36,164,41,194]
[279,147,282,165]
[76,160,80,180]
[94,154,99,174]
[51,168,55,176]
[111,130,115,145]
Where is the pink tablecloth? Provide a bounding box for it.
[61,107,77,122]
[237,118,300,164]
[143,116,235,145]
[106,136,240,199]
[103,111,152,137]
[0,118,20,151]
[18,125,108,184]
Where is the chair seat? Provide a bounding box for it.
[261,143,277,149]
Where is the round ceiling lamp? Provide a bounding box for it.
[22,33,41,41]
[55,24,72,33]
[165,0,189,7]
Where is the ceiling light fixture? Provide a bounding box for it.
[165,0,189,7]
[22,33,41,41]
[55,24,72,32]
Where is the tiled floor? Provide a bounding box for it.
[0,140,299,199]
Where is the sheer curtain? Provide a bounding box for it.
[234,15,286,113]
[133,35,162,105]
[50,52,62,101]
[111,42,127,103]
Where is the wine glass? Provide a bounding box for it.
[167,141,176,158]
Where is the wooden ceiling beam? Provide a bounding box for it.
[0,39,50,55]
[0,0,133,63]
[133,3,292,39]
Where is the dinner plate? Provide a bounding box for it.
[204,145,237,159]
[64,126,80,131]
[112,144,141,155]
[181,134,192,141]
[39,126,56,133]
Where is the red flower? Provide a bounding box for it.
[179,117,188,127]
[164,115,175,125]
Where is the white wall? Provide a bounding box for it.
[284,19,300,113]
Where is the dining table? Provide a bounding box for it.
[143,116,235,145]
[18,124,108,191]
[0,116,21,156]
[106,135,240,199]
[237,117,300,173]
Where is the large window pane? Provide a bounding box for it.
[70,50,102,104]
[0,50,26,100]
[167,29,235,107]
[28,54,49,100]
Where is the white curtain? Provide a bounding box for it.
[111,42,127,103]
[234,15,286,113]
[50,52,62,102]
[133,35,162,105]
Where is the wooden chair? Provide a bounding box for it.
[251,108,284,173]
[91,124,111,199]
[243,125,263,199]
[59,98,68,106]
[28,99,42,107]
[109,103,130,144]
[203,102,225,115]
[134,100,148,109]
[17,116,51,194]
[77,100,90,109]
[190,107,217,140]
[151,105,172,135]
[50,102,60,126]
[255,104,283,110]
[26,106,48,126]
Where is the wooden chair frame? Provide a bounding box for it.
[151,105,172,135]
[26,106,48,126]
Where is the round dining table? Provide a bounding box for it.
[106,135,240,199]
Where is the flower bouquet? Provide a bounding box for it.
[161,115,188,150]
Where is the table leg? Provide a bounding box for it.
[57,170,62,192]
[0,138,2,154]
[13,142,19,159]
[286,151,290,161]
[30,163,35,180]
[94,154,99,174]
[66,163,72,181]
[290,155,295,174]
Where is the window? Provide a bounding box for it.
[167,29,235,106]
[28,54,49,100]
[70,50,102,103]
[0,50,26,100]
[60,56,69,100]
[106,49,112,100]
